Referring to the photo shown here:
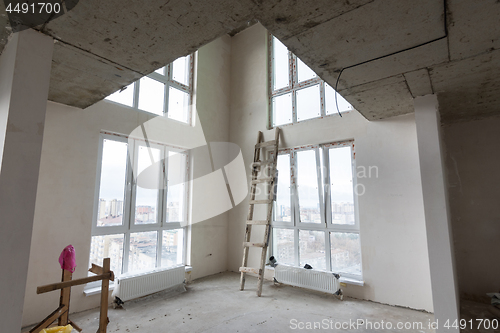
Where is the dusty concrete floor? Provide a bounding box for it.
[36,272,440,333]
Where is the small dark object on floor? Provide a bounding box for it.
[303,264,312,269]
[269,256,278,268]
[113,296,125,309]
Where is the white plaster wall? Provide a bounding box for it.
[227,24,434,311]
[0,34,16,169]
[442,115,500,301]
[0,29,53,333]
[21,35,231,327]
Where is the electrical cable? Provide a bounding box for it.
[334,0,448,116]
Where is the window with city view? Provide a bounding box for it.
[269,35,353,128]
[106,54,193,125]
[89,133,188,279]
[271,141,362,279]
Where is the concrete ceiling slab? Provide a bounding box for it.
[49,42,144,108]
[0,2,11,52]
[31,0,256,107]
[447,0,500,61]
[331,38,448,89]
[280,0,445,75]
[255,0,374,41]
[403,69,434,97]
[1,0,499,122]
[430,49,500,123]
[342,75,414,120]
[39,0,254,74]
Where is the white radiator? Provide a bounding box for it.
[274,264,340,295]
[113,265,185,301]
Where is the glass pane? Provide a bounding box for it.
[331,232,361,275]
[138,76,165,116]
[135,146,161,225]
[296,150,321,223]
[166,152,187,222]
[128,231,158,273]
[274,154,291,222]
[297,57,317,83]
[168,87,190,123]
[89,234,124,276]
[272,93,292,127]
[296,84,321,122]
[272,37,290,91]
[329,146,355,225]
[161,229,184,268]
[97,139,128,227]
[105,82,134,107]
[155,66,165,75]
[299,230,326,270]
[172,56,190,86]
[272,228,295,266]
[325,83,353,115]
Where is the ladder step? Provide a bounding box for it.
[252,160,275,168]
[243,242,266,248]
[255,140,276,149]
[249,199,273,205]
[251,177,274,184]
[239,267,261,275]
[246,220,269,225]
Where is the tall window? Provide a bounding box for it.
[106,54,194,125]
[271,141,362,279]
[89,133,188,278]
[269,36,353,127]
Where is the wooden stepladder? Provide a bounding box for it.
[31,258,114,333]
[240,127,280,296]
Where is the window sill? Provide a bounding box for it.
[84,284,115,296]
[339,277,364,286]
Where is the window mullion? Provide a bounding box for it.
[122,230,131,274]
[91,135,105,235]
[320,81,326,117]
[291,151,299,227]
[315,147,326,227]
[163,149,170,224]
[325,230,332,271]
[123,139,138,273]
[156,229,162,268]
[294,228,300,267]
[323,146,332,227]
[351,143,361,230]
[291,54,297,123]
[128,141,141,231]
[133,80,140,109]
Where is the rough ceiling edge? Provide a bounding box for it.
[263,0,376,41]
[0,1,12,56]
[228,19,259,37]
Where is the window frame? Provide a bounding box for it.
[268,35,352,128]
[90,132,189,278]
[105,54,195,125]
[270,140,362,279]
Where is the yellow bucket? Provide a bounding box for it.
[40,325,73,333]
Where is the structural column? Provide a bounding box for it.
[414,95,459,332]
[0,29,53,331]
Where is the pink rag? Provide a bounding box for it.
[58,245,76,272]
